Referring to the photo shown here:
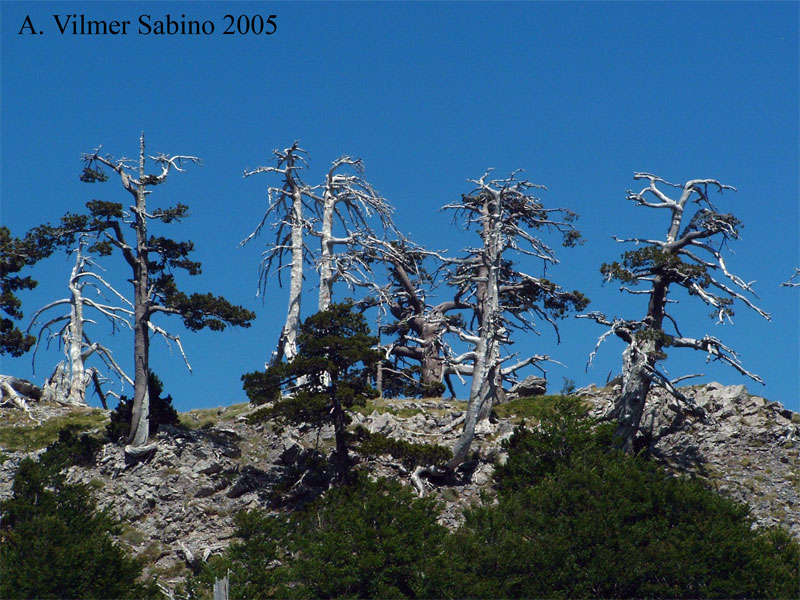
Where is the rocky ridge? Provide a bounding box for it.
[0,382,798,592]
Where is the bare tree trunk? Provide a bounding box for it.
[272,150,305,366]
[613,341,653,452]
[318,188,336,312]
[65,250,90,405]
[213,575,229,600]
[419,319,446,388]
[128,136,151,448]
[447,326,494,468]
[0,375,42,400]
[448,195,501,467]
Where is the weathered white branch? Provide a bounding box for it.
[147,321,192,372]
[670,335,763,383]
[782,268,800,288]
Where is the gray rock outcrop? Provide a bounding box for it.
[506,375,547,400]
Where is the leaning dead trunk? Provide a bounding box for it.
[448,193,501,467]
[447,323,495,468]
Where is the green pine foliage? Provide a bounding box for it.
[242,303,380,476]
[197,474,448,599]
[0,429,159,599]
[0,225,59,356]
[40,424,104,473]
[107,370,179,442]
[441,398,800,599]
[446,454,799,598]
[493,395,613,491]
[352,426,452,469]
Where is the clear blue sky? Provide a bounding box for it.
[2,1,798,413]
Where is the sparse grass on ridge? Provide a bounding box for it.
[0,408,108,452]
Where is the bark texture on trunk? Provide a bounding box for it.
[128,136,151,448]
[282,178,303,364]
[317,187,336,312]
[613,341,653,452]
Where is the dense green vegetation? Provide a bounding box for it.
[198,396,799,599]
[352,426,453,469]
[447,397,799,598]
[107,370,180,442]
[0,428,159,599]
[195,473,448,599]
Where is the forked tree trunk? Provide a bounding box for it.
[63,251,90,405]
[41,244,93,406]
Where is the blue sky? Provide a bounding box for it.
[2,1,798,413]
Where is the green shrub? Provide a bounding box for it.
[352,426,452,469]
[197,474,448,599]
[107,370,179,442]
[39,424,103,476]
[0,444,159,598]
[494,394,613,492]
[440,398,800,599]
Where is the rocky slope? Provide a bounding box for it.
[1,382,798,593]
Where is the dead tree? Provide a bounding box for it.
[75,134,254,453]
[358,239,467,397]
[0,375,42,423]
[411,169,588,489]
[580,173,770,452]
[438,171,587,469]
[311,156,395,312]
[26,236,132,407]
[242,142,314,366]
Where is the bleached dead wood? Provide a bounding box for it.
[0,375,40,423]
[782,268,800,288]
[27,237,132,407]
[242,142,312,366]
[581,173,769,452]
[311,155,396,312]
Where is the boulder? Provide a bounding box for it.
[506,375,547,400]
[226,465,274,499]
